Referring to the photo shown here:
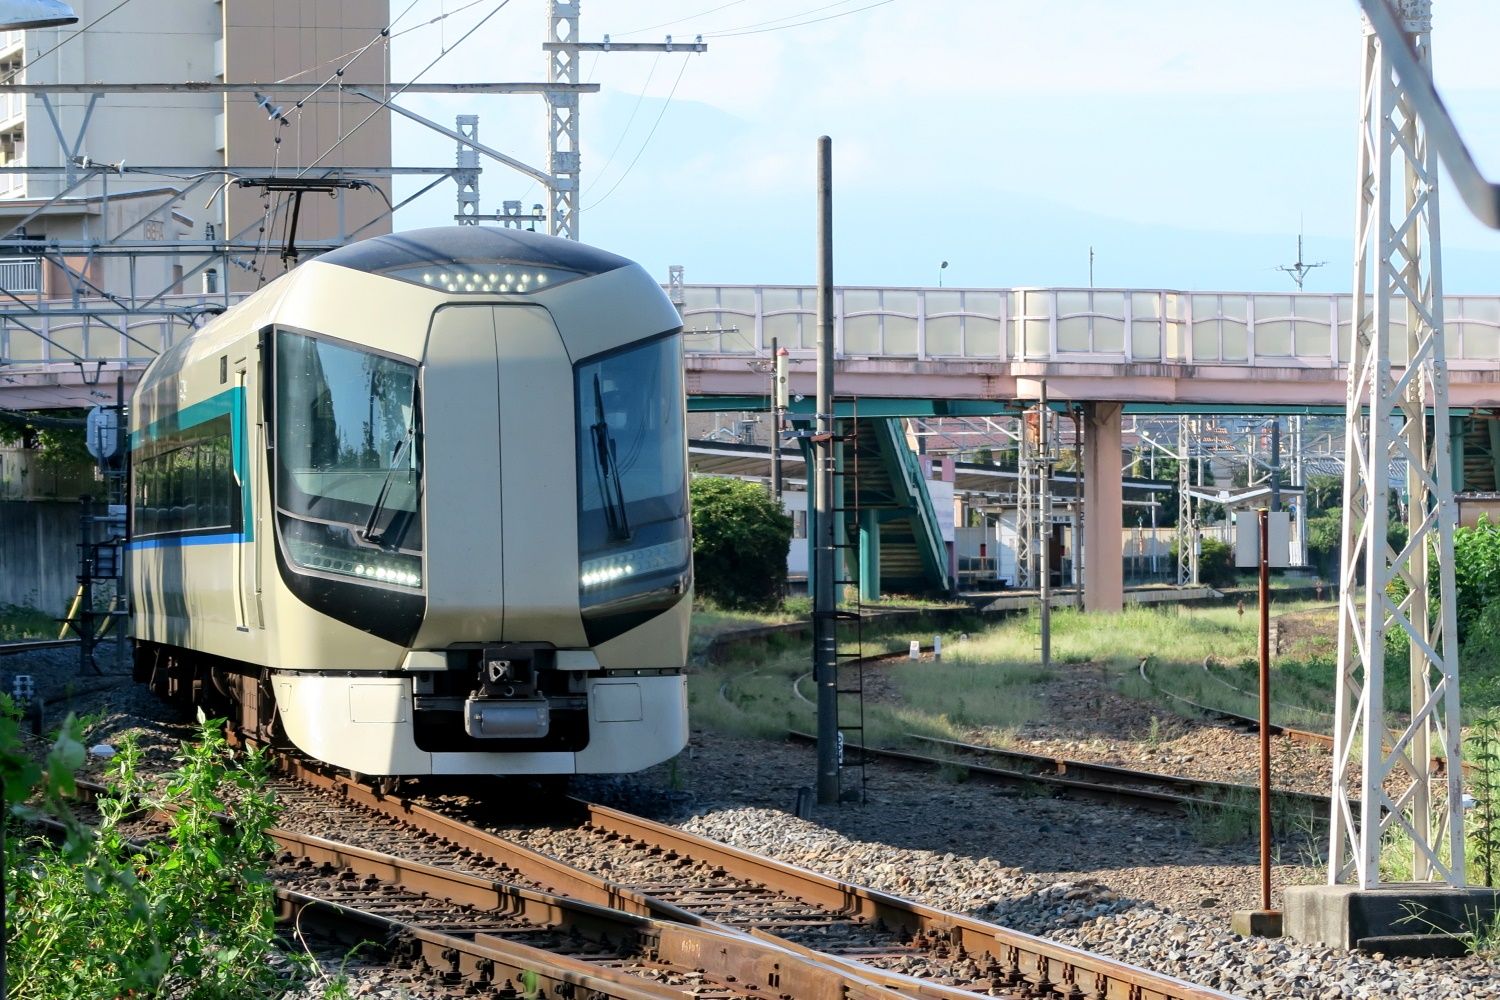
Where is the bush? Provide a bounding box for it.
[1168,536,1235,587]
[7,714,296,999]
[690,477,793,610]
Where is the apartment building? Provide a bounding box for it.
[0,0,391,303]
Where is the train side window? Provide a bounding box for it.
[131,410,240,539]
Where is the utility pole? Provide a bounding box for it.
[1037,382,1053,669]
[813,136,839,806]
[1276,230,1327,290]
[1331,0,1463,888]
[545,2,706,240]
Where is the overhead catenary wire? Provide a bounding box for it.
[611,0,752,38]
[702,0,897,38]
[582,55,691,212]
[1,0,136,86]
[297,0,514,177]
[581,52,661,197]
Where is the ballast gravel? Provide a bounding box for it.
[11,642,1500,998]
[590,729,1499,1000]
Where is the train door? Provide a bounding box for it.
[234,360,263,630]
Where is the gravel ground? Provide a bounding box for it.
[9,641,1500,1000]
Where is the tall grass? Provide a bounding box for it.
[0,603,55,641]
[690,599,1344,750]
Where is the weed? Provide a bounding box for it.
[1146,715,1162,746]
[1469,711,1500,888]
[938,761,970,784]
[1185,792,1257,846]
[1397,899,1500,958]
[7,712,300,999]
[0,602,54,641]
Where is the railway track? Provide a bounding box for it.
[55,780,901,1000]
[786,730,1342,822]
[265,756,1235,1000]
[40,756,1240,999]
[0,637,78,657]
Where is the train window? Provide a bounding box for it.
[273,330,424,589]
[575,333,691,628]
[130,409,240,539]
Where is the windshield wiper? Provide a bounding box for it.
[591,373,631,541]
[361,427,416,550]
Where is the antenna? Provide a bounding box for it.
[1275,228,1326,290]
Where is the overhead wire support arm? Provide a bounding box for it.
[545,3,709,240]
[346,88,555,189]
[0,82,601,94]
[543,37,707,52]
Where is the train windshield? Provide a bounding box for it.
[575,333,690,626]
[274,330,424,589]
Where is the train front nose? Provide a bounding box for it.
[413,303,588,649]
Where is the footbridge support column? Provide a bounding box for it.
[1083,401,1124,613]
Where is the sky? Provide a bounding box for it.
[384,0,1500,293]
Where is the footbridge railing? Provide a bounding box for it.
[677,285,1500,369]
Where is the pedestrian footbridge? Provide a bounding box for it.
[6,284,1500,410]
[679,285,1500,410]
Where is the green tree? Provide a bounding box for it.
[1305,473,1344,515]
[0,409,91,468]
[690,477,793,610]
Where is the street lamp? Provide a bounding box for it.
[0,1,77,28]
[937,260,948,287]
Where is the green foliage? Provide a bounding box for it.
[689,477,793,611]
[1168,537,1235,587]
[1468,712,1500,889]
[1197,537,1234,587]
[1461,603,1500,713]
[0,604,56,642]
[1306,511,1342,574]
[1453,516,1500,641]
[0,409,92,468]
[7,714,298,999]
[1305,474,1344,515]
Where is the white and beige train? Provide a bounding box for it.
[129,227,691,778]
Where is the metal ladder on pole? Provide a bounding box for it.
[828,405,867,803]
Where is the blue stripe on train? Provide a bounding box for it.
[127,532,247,550]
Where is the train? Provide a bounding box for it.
[129,226,692,778]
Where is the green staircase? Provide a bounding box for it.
[1458,415,1500,492]
[798,415,950,597]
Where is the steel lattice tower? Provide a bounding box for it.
[1331,0,1464,888]
[1016,413,1037,589]
[546,1,582,240]
[1176,416,1199,587]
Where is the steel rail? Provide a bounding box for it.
[0,637,78,656]
[1137,657,1469,781]
[51,780,903,1000]
[273,828,905,1000]
[578,800,1239,1000]
[274,756,1235,999]
[903,733,1346,822]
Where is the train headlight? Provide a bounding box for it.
[384,262,580,295]
[286,533,423,589]
[580,537,689,590]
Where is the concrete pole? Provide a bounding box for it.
[770,336,783,505]
[813,136,839,806]
[1038,381,1052,669]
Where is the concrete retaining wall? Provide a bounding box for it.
[0,500,82,615]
